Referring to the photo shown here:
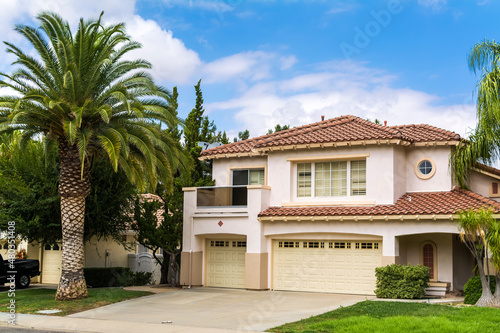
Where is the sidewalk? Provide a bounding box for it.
[0,313,252,333]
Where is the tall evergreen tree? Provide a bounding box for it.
[167,86,182,141]
[267,124,290,134]
[184,79,217,185]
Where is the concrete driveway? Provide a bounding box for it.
[69,287,371,332]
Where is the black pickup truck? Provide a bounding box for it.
[0,254,40,288]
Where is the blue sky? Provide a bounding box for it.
[1,0,499,139]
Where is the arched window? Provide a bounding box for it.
[421,241,437,281]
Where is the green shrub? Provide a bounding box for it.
[132,271,154,286]
[84,267,153,287]
[375,264,430,299]
[84,267,130,288]
[463,275,496,305]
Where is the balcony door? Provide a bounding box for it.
[231,169,265,206]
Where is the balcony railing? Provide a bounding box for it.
[196,185,248,208]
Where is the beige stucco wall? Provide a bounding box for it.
[268,145,398,205]
[179,251,202,286]
[405,146,453,193]
[84,235,135,268]
[399,233,453,287]
[245,252,268,290]
[393,147,407,200]
[212,157,268,186]
[468,170,496,199]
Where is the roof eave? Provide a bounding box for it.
[259,214,473,222]
[199,139,461,160]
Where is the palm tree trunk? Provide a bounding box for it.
[55,140,90,301]
[475,253,497,307]
[495,274,500,299]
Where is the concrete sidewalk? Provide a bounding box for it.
[0,314,241,333]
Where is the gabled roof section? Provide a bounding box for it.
[389,124,461,143]
[258,188,500,220]
[200,115,462,160]
[474,163,500,179]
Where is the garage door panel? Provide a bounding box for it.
[273,240,381,295]
[206,239,246,289]
[41,244,62,284]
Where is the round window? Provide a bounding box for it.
[418,160,433,175]
[415,158,436,179]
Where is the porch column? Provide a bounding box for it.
[244,186,270,290]
[179,188,203,286]
[382,234,400,266]
[179,251,203,286]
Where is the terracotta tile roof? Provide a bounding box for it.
[201,115,462,157]
[476,163,500,177]
[389,124,461,142]
[258,188,500,218]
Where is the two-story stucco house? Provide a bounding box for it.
[180,115,500,295]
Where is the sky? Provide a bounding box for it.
[0,0,499,140]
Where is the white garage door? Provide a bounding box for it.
[206,240,246,288]
[273,240,382,295]
[41,244,62,283]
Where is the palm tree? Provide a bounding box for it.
[0,12,188,300]
[452,39,500,307]
[458,208,498,307]
[452,40,500,186]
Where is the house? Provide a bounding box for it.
[179,115,500,295]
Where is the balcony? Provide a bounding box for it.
[183,185,271,218]
[196,185,248,208]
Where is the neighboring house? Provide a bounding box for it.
[28,193,164,285]
[180,115,500,295]
[0,236,26,259]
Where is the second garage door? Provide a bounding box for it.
[41,244,62,283]
[206,240,246,288]
[273,240,382,295]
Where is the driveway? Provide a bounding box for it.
[69,287,371,331]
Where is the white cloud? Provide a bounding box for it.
[206,61,476,138]
[280,55,298,70]
[163,0,235,12]
[203,51,275,83]
[0,0,201,85]
[124,16,201,84]
[326,1,359,15]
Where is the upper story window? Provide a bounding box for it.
[415,157,436,180]
[297,160,366,197]
[232,169,265,186]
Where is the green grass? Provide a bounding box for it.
[269,301,500,333]
[0,288,152,316]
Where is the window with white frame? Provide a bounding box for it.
[232,169,265,186]
[297,160,366,197]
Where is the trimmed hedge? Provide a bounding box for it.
[463,275,496,305]
[84,267,153,288]
[375,264,430,299]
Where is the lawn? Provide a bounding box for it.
[0,288,152,316]
[270,300,500,333]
